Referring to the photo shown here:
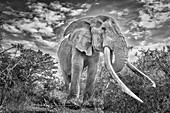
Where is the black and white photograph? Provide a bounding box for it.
[0,0,170,112]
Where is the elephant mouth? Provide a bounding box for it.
[103,46,144,103]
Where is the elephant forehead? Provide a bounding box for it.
[104,20,123,36]
[91,18,103,28]
[64,20,91,37]
[66,27,93,56]
[69,28,91,41]
[95,21,102,28]
[68,28,92,50]
[70,21,90,29]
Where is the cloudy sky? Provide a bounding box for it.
[0,0,170,62]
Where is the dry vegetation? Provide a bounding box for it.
[0,37,170,112]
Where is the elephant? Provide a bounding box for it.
[57,15,156,106]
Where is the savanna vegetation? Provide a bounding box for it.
[0,35,170,112]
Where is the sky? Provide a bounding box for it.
[0,0,170,62]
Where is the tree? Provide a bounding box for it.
[0,43,61,111]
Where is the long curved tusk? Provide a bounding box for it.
[126,61,156,88]
[104,47,143,103]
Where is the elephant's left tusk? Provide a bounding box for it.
[104,47,143,103]
[126,61,156,88]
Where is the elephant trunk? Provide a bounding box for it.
[103,35,128,73]
[104,46,143,103]
[111,43,128,73]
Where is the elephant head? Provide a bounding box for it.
[63,15,156,103]
[64,18,93,56]
[90,15,128,72]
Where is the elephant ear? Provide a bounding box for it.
[64,20,93,56]
[63,17,93,37]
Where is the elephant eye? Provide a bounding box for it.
[101,27,106,31]
[95,21,102,28]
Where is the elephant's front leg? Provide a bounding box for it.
[83,54,99,103]
[67,48,84,101]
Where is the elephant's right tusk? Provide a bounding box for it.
[126,61,156,88]
[104,47,143,103]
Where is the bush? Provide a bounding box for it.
[100,46,170,112]
[0,43,63,111]
[1,41,170,112]
[103,72,170,112]
[135,46,170,80]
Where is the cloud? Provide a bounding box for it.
[109,8,129,16]
[60,7,71,12]
[81,3,92,9]
[33,35,57,48]
[3,24,22,33]
[125,19,152,41]
[49,1,62,10]
[162,37,170,44]
[126,0,170,42]
[95,2,100,5]
[135,0,170,29]
[2,7,29,18]
[138,10,157,28]
[1,1,92,39]
[69,9,86,16]
[28,2,66,26]
[69,3,91,16]
[17,17,55,36]
[109,10,117,15]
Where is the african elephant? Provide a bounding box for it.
[57,15,156,106]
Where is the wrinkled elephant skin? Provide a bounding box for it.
[57,15,156,106]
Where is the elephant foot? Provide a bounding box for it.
[65,98,81,110]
